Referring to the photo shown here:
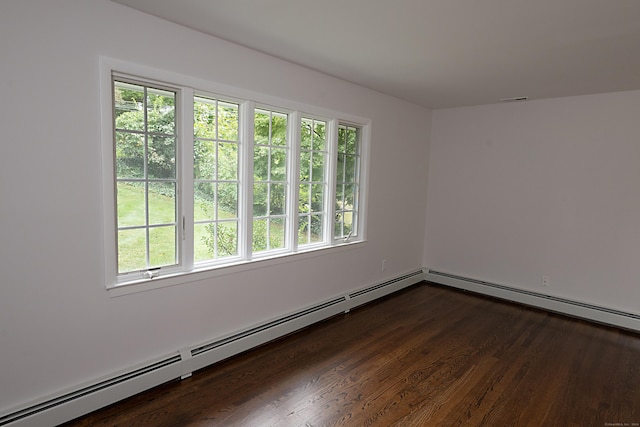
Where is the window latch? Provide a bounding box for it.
[143,269,160,280]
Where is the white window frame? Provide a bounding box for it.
[100,57,370,295]
[334,122,364,242]
[192,92,245,267]
[251,105,292,257]
[297,114,333,249]
[112,78,183,277]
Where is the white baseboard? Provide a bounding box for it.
[424,268,640,332]
[0,270,424,427]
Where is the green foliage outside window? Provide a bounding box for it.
[115,85,176,181]
[114,84,353,269]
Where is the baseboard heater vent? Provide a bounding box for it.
[0,355,181,427]
[426,269,640,331]
[1,270,425,427]
[349,270,423,299]
[190,269,424,362]
[191,297,347,357]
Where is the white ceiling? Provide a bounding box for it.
[112,0,640,109]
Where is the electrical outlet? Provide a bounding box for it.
[542,275,550,287]
[381,259,387,272]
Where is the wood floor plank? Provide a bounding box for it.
[62,282,640,426]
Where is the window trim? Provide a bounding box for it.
[100,57,370,293]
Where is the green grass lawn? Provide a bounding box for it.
[117,182,225,271]
[116,183,291,272]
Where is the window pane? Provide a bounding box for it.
[299,184,311,214]
[217,183,237,218]
[114,82,144,131]
[254,111,270,146]
[299,151,311,181]
[253,219,268,252]
[310,214,323,243]
[117,182,145,227]
[270,218,285,249]
[194,98,217,139]
[313,121,326,151]
[194,139,216,180]
[345,154,356,183]
[346,128,357,154]
[217,221,238,257]
[334,214,343,237]
[254,146,269,181]
[338,127,346,151]
[271,113,287,146]
[194,222,213,262]
[148,136,176,179]
[116,132,144,179]
[337,153,345,183]
[298,215,310,245]
[301,118,312,149]
[118,228,146,273]
[148,182,176,225]
[254,110,271,145]
[218,102,238,141]
[343,212,353,235]
[311,152,324,182]
[270,148,287,181]
[218,142,238,181]
[335,184,344,211]
[311,183,324,212]
[147,88,175,135]
[149,226,176,268]
[194,182,215,221]
[270,183,285,215]
[344,184,356,209]
[253,183,268,216]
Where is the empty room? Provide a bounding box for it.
[1,0,640,426]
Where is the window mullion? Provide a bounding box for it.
[326,119,339,244]
[240,101,255,261]
[288,111,301,252]
[181,87,194,271]
[143,86,151,268]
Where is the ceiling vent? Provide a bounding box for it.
[500,96,528,102]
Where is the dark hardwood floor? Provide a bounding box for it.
[62,282,640,426]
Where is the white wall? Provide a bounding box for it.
[0,0,430,411]
[425,90,640,314]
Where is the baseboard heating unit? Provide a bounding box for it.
[0,270,424,427]
[425,269,640,332]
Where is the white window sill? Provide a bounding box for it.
[107,240,366,297]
